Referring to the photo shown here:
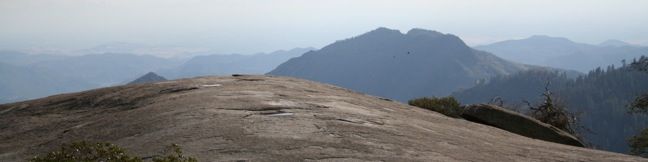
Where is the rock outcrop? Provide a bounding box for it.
[0,75,643,161]
[461,104,585,147]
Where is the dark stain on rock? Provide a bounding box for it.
[159,86,198,94]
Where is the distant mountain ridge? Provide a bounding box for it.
[161,47,314,79]
[0,48,311,104]
[31,53,183,87]
[269,27,533,101]
[475,36,648,72]
[599,39,635,47]
[0,50,68,66]
[77,42,215,58]
[0,62,94,104]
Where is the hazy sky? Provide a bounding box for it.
[1,0,648,54]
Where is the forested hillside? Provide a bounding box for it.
[453,57,648,153]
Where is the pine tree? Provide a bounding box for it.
[628,55,648,157]
[526,82,579,135]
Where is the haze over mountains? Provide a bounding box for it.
[2,28,642,106]
[475,35,648,72]
[0,48,311,103]
[0,52,182,103]
[3,0,648,160]
[78,42,217,59]
[270,27,537,101]
[0,62,92,103]
[160,48,314,79]
[1,26,647,158]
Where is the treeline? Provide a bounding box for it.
[452,56,648,153]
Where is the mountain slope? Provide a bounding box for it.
[269,28,531,101]
[475,35,648,72]
[0,75,642,161]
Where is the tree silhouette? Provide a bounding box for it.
[630,56,648,113]
[525,81,580,136]
[629,55,648,157]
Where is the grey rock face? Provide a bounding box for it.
[0,76,643,161]
[461,104,585,147]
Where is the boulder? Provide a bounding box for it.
[461,104,585,147]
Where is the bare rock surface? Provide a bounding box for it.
[462,104,585,147]
[0,75,645,161]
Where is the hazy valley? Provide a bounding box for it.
[2,1,648,160]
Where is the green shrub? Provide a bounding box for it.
[29,141,141,162]
[151,144,198,162]
[29,141,197,162]
[408,96,463,118]
[629,128,648,157]
[630,93,648,114]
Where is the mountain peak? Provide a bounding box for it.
[128,72,167,85]
[269,28,527,101]
[372,27,402,33]
[359,27,403,38]
[406,28,444,37]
